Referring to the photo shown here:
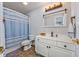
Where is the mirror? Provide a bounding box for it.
[43,11,67,27]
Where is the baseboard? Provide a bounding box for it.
[4,45,21,56]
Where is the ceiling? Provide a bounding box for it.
[3,2,50,15]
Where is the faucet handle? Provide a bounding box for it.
[56,34,58,37]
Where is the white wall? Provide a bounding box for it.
[0,2,5,48]
[28,2,71,36]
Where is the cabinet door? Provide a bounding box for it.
[48,46,56,57]
[35,38,48,57]
[53,47,75,57]
[36,43,48,57]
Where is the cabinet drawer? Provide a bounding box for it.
[54,47,75,57]
[38,38,47,43]
[38,38,56,46]
[56,42,75,51]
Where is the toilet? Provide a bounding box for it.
[21,35,35,51]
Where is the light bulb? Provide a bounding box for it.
[22,2,28,5]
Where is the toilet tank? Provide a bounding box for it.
[29,35,35,41]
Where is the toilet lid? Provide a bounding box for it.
[21,40,30,45]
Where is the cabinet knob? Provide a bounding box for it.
[47,46,48,48]
[47,46,51,48]
[64,45,67,48]
[49,46,51,48]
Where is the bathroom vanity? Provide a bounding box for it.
[35,34,76,57]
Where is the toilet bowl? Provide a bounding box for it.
[21,35,35,51]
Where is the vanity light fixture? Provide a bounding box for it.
[22,2,28,5]
[45,2,63,12]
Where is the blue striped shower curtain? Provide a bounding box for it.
[3,7,29,49]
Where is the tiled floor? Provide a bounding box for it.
[6,45,42,57]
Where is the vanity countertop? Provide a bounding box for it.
[36,35,78,45]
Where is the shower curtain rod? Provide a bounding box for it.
[43,8,67,17]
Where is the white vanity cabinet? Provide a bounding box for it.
[35,36,76,57]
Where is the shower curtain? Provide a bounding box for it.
[3,7,29,49]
